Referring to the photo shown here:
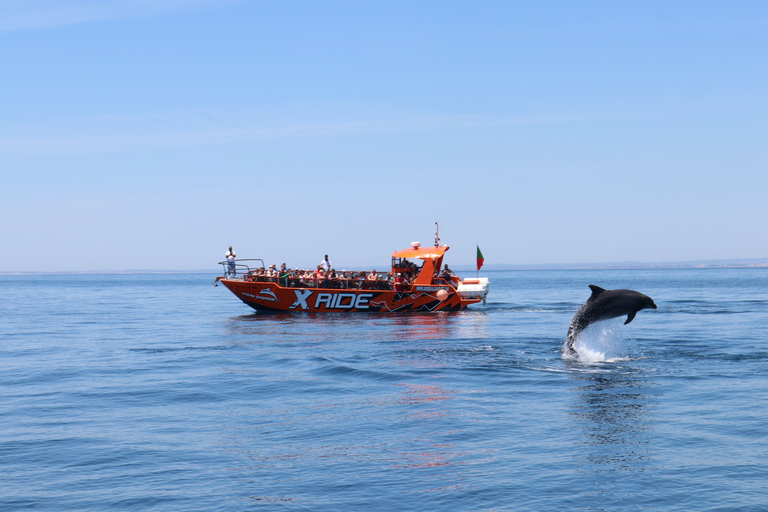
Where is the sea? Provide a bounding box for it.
[1,268,766,511]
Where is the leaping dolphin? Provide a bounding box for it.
[564,285,657,356]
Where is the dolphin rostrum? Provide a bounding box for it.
[564,285,657,356]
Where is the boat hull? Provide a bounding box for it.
[220,279,479,313]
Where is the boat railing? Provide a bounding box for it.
[218,258,265,278]
[219,264,459,291]
[242,274,394,290]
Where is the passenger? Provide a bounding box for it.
[279,264,289,286]
[364,270,378,290]
[394,273,404,292]
[225,246,236,276]
[316,266,327,288]
[440,265,453,287]
[269,264,278,282]
[329,269,339,289]
[291,269,301,287]
[320,254,332,272]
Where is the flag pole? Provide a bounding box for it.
[476,245,484,278]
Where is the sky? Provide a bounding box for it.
[2,0,767,272]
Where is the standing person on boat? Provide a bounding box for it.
[440,265,453,284]
[225,246,236,276]
[320,255,332,272]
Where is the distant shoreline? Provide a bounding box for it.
[2,259,767,276]
[454,261,768,271]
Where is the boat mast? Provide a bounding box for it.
[434,222,440,247]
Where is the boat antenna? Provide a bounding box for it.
[434,222,440,247]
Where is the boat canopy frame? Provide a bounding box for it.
[390,245,449,285]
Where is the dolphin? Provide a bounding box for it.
[564,285,657,356]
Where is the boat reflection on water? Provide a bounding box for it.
[392,383,460,470]
[225,309,490,348]
[219,310,484,497]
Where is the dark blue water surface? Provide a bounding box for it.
[2,269,767,511]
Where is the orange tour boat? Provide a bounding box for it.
[215,235,489,313]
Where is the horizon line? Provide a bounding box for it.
[2,258,768,276]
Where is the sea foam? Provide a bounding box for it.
[563,318,631,363]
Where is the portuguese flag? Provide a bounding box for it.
[476,246,485,271]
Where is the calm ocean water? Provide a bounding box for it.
[2,269,767,511]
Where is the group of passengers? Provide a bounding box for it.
[245,263,402,290]
[242,258,455,291]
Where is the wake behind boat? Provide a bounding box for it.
[215,240,489,313]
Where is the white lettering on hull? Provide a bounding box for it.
[290,289,313,310]
[415,286,450,292]
[290,290,375,310]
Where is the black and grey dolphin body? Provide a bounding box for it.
[564,285,657,355]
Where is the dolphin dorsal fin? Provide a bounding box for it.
[588,285,606,298]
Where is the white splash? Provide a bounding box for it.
[562,319,631,363]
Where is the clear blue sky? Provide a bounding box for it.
[2,1,767,271]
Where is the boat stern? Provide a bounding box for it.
[456,278,490,305]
